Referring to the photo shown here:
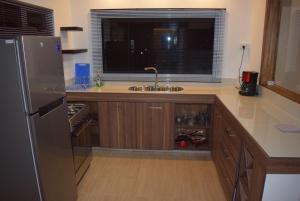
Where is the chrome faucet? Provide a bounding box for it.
[144,66,159,89]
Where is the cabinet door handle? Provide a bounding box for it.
[149,106,163,110]
[225,127,236,137]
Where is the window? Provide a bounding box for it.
[0,1,54,36]
[91,9,225,82]
[0,3,21,28]
[27,11,46,30]
[260,0,300,104]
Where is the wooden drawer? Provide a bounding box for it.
[215,150,235,201]
[221,118,242,162]
[219,139,238,185]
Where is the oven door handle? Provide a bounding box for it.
[72,118,92,137]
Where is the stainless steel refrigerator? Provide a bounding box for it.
[0,36,77,201]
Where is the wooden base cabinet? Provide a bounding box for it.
[234,143,265,201]
[213,106,241,201]
[213,99,265,201]
[136,103,173,150]
[98,102,173,150]
[213,98,300,201]
[235,146,254,201]
[99,102,136,149]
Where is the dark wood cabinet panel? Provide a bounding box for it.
[99,101,172,150]
[98,102,136,149]
[236,146,253,201]
[118,102,137,148]
[98,102,118,148]
[214,151,235,201]
[212,107,222,159]
[213,108,237,201]
[136,102,173,150]
[67,93,300,201]
[222,119,242,162]
[213,100,245,201]
[219,139,238,185]
[85,102,99,146]
[213,98,268,201]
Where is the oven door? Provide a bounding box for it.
[71,118,92,183]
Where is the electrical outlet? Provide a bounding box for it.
[240,43,249,51]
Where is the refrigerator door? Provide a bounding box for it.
[19,36,66,114]
[0,38,42,201]
[30,99,77,201]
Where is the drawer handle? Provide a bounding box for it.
[225,128,236,137]
[149,106,163,110]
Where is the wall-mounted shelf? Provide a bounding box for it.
[62,49,88,54]
[60,26,83,31]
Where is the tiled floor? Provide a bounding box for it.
[77,150,226,201]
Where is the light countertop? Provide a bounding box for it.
[67,82,300,158]
[217,92,300,158]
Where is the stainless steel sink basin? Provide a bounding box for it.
[168,86,184,92]
[128,85,184,92]
[128,86,143,91]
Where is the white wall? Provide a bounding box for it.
[20,0,267,80]
[69,0,267,79]
[249,0,268,73]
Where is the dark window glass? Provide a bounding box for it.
[102,18,215,74]
[0,3,21,27]
[27,11,46,30]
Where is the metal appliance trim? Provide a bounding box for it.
[15,38,44,201]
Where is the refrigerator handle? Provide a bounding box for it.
[38,98,64,117]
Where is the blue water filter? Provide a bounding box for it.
[75,63,90,85]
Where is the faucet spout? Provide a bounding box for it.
[144,67,159,88]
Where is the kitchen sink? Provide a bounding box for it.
[128,85,184,92]
[128,86,143,91]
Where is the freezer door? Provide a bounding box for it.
[19,36,66,114]
[30,100,77,201]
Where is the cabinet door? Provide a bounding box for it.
[118,102,137,148]
[136,102,173,150]
[235,145,265,201]
[212,107,222,159]
[98,102,118,148]
[98,102,136,148]
[213,106,237,201]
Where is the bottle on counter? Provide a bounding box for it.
[94,70,103,88]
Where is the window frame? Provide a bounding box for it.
[260,0,300,104]
[90,9,226,83]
